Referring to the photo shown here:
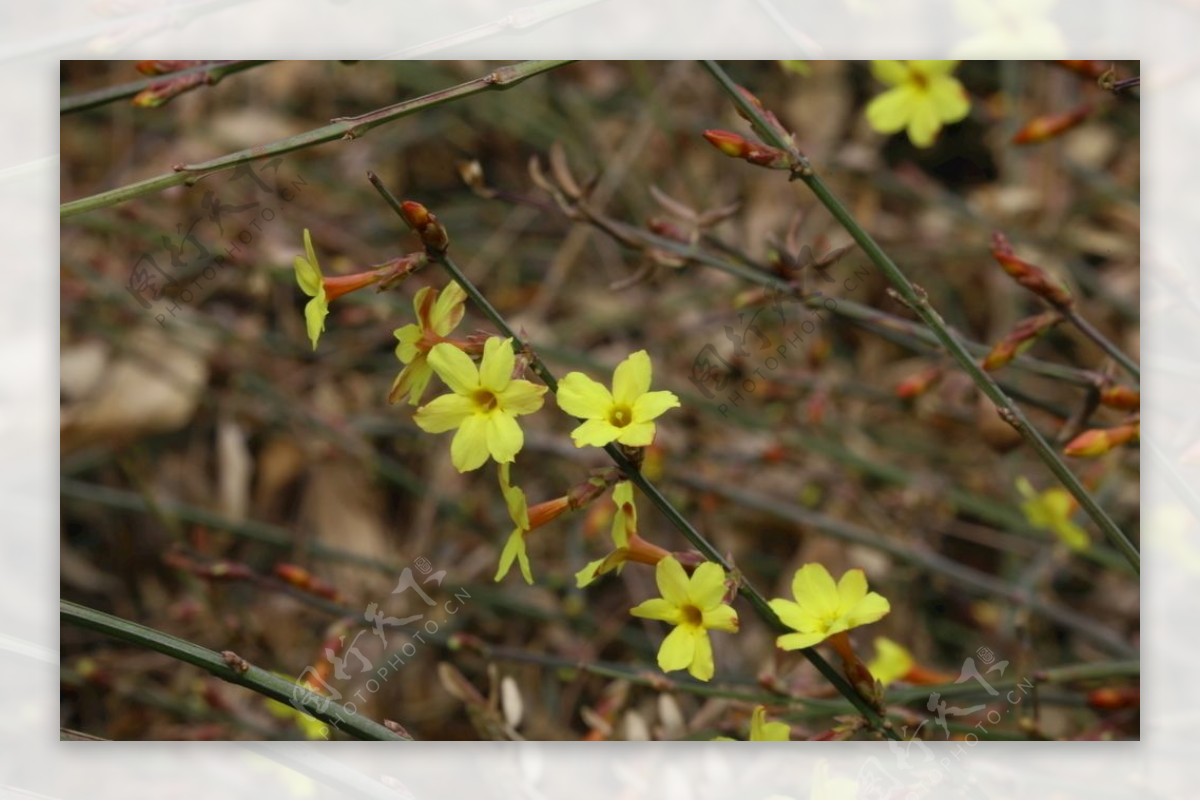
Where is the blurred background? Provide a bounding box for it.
[60,60,1139,740]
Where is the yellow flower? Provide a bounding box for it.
[865,60,970,148]
[496,463,533,584]
[749,705,790,741]
[1016,477,1090,551]
[293,228,388,350]
[574,482,673,588]
[866,636,915,686]
[768,564,890,650]
[712,705,790,742]
[389,282,467,406]
[630,555,739,681]
[494,464,571,584]
[414,337,547,472]
[556,350,680,448]
[293,228,329,350]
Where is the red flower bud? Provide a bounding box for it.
[702,130,792,170]
[991,232,1074,309]
[400,201,450,253]
[1064,419,1139,457]
[1012,104,1093,145]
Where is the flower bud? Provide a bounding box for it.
[133,73,207,108]
[1064,419,1139,457]
[1099,384,1140,412]
[895,365,944,399]
[982,310,1063,370]
[702,130,792,170]
[400,201,450,253]
[991,232,1074,309]
[1012,104,1093,145]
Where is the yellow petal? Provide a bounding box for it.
[556,372,614,419]
[688,562,729,610]
[612,350,653,407]
[479,337,515,391]
[611,481,636,547]
[388,360,433,406]
[294,229,323,296]
[427,342,479,395]
[495,527,532,584]
[393,324,423,364]
[687,630,715,681]
[570,418,621,448]
[430,282,467,336]
[303,227,317,272]
[867,636,914,686]
[497,379,547,416]
[294,256,321,298]
[304,293,328,351]
[870,60,909,86]
[614,421,656,447]
[769,598,822,634]
[776,630,827,650]
[498,463,530,530]
[630,597,681,623]
[928,75,970,123]
[655,555,690,608]
[836,568,869,611]
[632,390,681,423]
[845,591,891,628]
[906,100,942,147]
[791,563,840,619]
[485,411,525,464]
[450,414,491,472]
[411,286,437,330]
[413,393,474,433]
[750,706,789,741]
[865,85,916,135]
[657,624,696,673]
[701,604,739,633]
[575,558,606,588]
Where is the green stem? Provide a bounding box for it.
[700,60,1139,575]
[1061,305,1140,382]
[61,599,408,741]
[61,60,272,115]
[368,173,899,740]
[61,60,572,218]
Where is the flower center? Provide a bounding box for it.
[472,388,499,412]
[681,604,703,628]
[608,404,633,428]
[911,70,929,91]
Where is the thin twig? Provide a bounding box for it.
[61,60,572,218]
[60,61,272,115]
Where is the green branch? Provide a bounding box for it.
[61,60,572,218]
[700,60,1139,574]
[61,599,408,741]
[368,172,900,740]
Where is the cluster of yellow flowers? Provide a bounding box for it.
[292,230,899,694]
